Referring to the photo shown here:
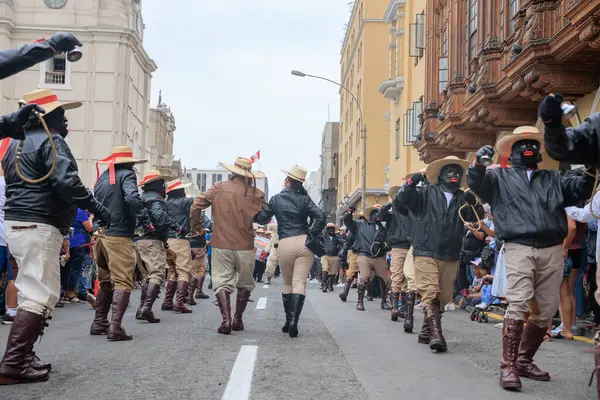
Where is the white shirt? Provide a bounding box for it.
[527,170,533,181]
[444,191,453,207]
[566,197,600,262]
[0,177,6,246]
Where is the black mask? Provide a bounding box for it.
[510,139,541,169]
[439,164,463,192]
[144,179,166,199]
[328,229,335,236]
[369,210,378,222]
[41,108,68,138]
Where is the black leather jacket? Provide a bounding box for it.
[376,202,412,249]
[138,191,181,243]
[189,214,212,249]
[468,164,594,249]
[395,183,484,261]
[0,42,64,139]
[543,113,600,165]
[93,167,150,237]
[2,131,104,235]
[343,214,386,258]
[323,233,343,256]
[255,187,326,240]
[166,195,193,239]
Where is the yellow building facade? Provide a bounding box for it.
[380,0,426,189]
[337,0,391,220]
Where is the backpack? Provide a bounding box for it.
[480,245,495,270]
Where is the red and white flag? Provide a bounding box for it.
[249,150,261,164]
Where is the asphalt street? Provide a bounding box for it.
[0,279,597,400]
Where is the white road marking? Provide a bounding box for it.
[263,284,269,289]
[256,297,267,309]
[221,345,258,400]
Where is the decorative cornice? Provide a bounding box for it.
[384,0,406,23]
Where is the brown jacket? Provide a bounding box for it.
[190,177,265,251]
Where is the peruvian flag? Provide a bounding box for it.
[249,150,261,164]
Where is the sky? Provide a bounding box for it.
[142,1,353,196]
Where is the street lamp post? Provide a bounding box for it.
[291,70,367,210]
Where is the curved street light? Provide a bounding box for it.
[291,70,367,210]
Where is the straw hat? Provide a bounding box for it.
[388,185,401,199]
[282,165,307,183]
[219,157,264,179]
[22,89,81,114]
[138,170,171,187]
[98,146,147,166]
[495,126,543,158]
[425,156,471,185]
[166,178,192,193]
[363,204,382,218]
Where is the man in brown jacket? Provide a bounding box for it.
[190,157,265,335]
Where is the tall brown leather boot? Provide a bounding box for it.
[161,280,177,311]
[195,276,210,299]
[500,318,524,390]
[27,316,52,372]
[139,283,161,323]
[426,300,447,353]
[107,290,133,342]
[0,309,50,384]
[390,292,400,321]
[418,318,431,344]
[215,291,232,334]
[187,278,198,306]
[90,287,113,335]
[173,281,192,314]
[403,291,416,333]
[321,271,328,293]
[339,279,352,302]
[135,281,148,320]
[380,280,392,310]
[232,289,251,331]
[356,283,366,311]
[516,322,550,381]
[366,281,374,301]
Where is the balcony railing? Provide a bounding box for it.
[45,71,65,85]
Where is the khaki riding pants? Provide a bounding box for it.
[321,255,340,276]
[135,239,167,286]
[191,248,207,278]
[6,221,63,317]
[211,247,255,294]
[390,248,409,293]
[404,247,417,292]
[414,256,459,307]
[278,235,314,295]
[95,235,137,292]
[357,256,389,285]
[347,251,359,280]
[504,243,563,328]
[265,248,278,278]
[167,238,192,283]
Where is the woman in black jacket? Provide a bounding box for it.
[255,165,326,337]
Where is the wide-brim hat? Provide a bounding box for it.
[22,89,81,115]
[388,185,401,199]
[219,157,265,179]
[405,167,427,181]
[364,204,382,218]
[98,146,147,166]
[425,156,471,185]
[495,126,543,158]
[282,164,307,183]
[166,178,192,193]
[138,170,172,187]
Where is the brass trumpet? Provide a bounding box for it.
[458,188,483,232]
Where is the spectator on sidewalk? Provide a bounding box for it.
[61,209,93,304]
[0,165,16,325]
